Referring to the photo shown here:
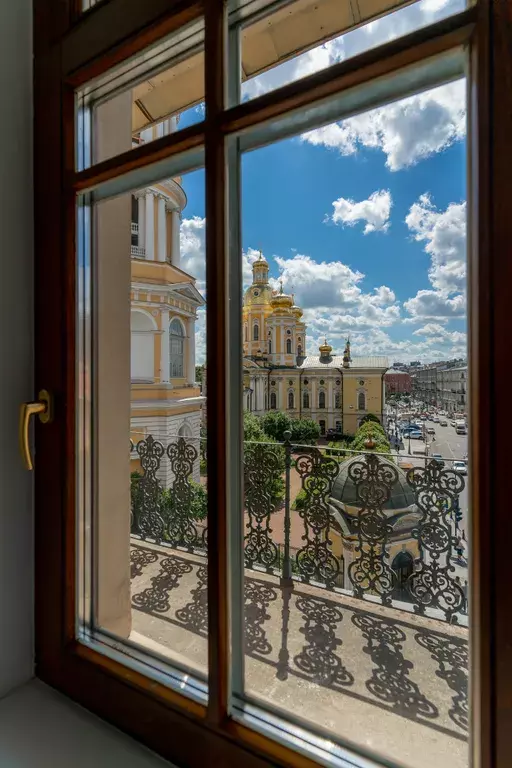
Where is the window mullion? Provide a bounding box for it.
[204,0,230,726]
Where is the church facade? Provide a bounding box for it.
[243,253,388,435]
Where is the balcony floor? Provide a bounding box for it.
[130,540,468,768]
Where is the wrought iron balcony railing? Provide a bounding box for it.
[130,434,467,625]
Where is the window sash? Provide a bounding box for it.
[33,1,505,767]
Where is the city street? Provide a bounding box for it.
[386,412,469,549]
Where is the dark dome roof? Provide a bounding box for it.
[331,454,415,511]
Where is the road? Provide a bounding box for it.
[387,417,469,552]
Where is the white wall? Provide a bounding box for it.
[0,0,34,696]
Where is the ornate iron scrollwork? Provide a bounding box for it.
[406,460,465,621]
[295,449,340,586]
[348,454,398,604]
[136,435,165,544]
[166,437,200,550]
[244,442,281,570]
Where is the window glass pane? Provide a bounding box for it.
[76,19,204,169]
[239,78,468,768]
[234,0,466,103]
[78,162,208,686]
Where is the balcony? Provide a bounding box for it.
[131,222,139,235]
[129,435,468,768]
[131,244,146,258]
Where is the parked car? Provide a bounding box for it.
[453,460,467,475]
[409,430,424,440]
[451,420,457,427]
[433,416,439,423]
[439,419,448,426]
[326,429,343,441]
[427,427,436,435]
[431,453,445,466]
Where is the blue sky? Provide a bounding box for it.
[178,0,467,364]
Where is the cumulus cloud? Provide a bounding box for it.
[403,194,467,321]
[180,216,206,292]
[413,323,466,345]
[302,80,466,171]
[406,194,466,293]
[404,289,466,320]
[329,189,392,234]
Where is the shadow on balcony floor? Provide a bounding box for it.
[130,540,468,768]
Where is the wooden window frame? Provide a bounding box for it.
[33,0,512,766]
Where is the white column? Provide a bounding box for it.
[187,316,196,385]
[157,196,167,262]
[171,209,181,268]
[137,194,145,250]
[145,191,155,260]
[161,309,170,383]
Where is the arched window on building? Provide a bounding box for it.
[288,391,294,409]
[286,338,292,354]
[268,339,272,354]
[358,391,366,411]
[319,419,326,436]
[335,392,341,409]
[303,391,310,409]
[253,324,259,341]
[297,344,302,357]
[270,392,277,410]
[319,391,326,409]
[169,318,184,378]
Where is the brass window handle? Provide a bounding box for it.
[19,389,53,470]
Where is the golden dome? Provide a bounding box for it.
[270,280,293,311]
[319,337,333,356]
[291,304,303,319]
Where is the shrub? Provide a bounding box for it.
[290,418,320,445]
[359,413,381,425]
[260,411,292,442]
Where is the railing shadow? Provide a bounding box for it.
[130,543,468,740]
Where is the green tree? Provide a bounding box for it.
[260,411,292,442]
[195,365,203,385]
[290,418,320,445]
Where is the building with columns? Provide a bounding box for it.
[129,131,204,483]
[243,254,388,435]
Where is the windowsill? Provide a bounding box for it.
[0,679,170,767]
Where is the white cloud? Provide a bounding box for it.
[329,189,392,234]
[406,194,466,293]
[180,216,206,292]
[270,253,364,310]
[404,289,466,320]
[403,194,467,321]
[413,323,466,345]
[302,80,466,171]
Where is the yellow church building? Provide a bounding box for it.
[243,253,388,435]
[129,129,204,483]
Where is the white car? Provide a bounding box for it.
[453,460,467,475]
[433,416,439,423]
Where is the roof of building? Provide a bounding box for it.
[385,368,410,376]
[298,355,388,369]
[331,454,415,511]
